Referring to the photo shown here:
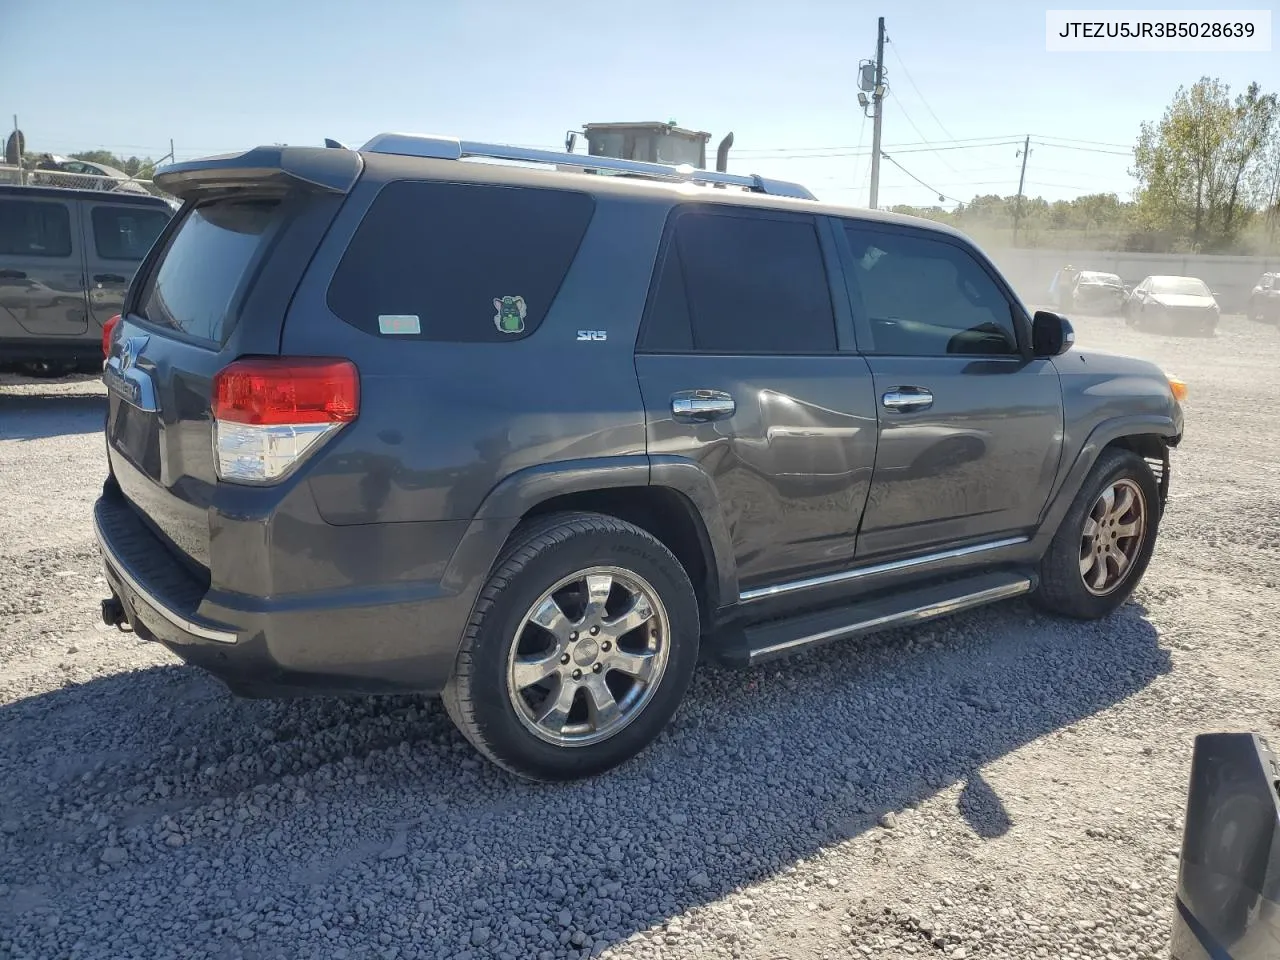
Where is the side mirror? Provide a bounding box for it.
[1032,310,1074,358]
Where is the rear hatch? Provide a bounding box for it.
[103,146,361,574]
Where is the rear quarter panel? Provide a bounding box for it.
[282,169,671,525]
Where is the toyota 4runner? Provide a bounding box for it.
[95,135,1185,781]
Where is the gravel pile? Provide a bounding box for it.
[2,316,1279,959]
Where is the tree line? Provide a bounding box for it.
[889,76,1280,255]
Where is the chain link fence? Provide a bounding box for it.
[0,164,171,198]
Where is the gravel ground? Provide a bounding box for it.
[2,315,1279,960]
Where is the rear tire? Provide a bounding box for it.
[1032,448,1160,620]
[442,512,699,781]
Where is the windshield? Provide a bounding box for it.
[1078,272,1122,285]
[653,134,704,167]
[1151,277,1210,296]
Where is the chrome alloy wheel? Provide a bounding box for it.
[1080,478,1147,596]
[506,566,671,746]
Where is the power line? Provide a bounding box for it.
[885,38,959,142]
[732,134,1022,156]
[1031,141,1132,157]
[1026,180,1123,191]
[741,140,1024,161]
[890,96,961,173]
[1030,133,1133,149]
[879,152,965,205]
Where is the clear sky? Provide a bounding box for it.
[2,0,1275,209]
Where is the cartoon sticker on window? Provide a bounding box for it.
[493,296,527,334]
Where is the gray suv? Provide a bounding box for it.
[94,137,1184,781]
[0,185,172,373]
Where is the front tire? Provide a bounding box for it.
[1032,448,1160,620]
[443,512,699,781]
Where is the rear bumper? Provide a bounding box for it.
[94,486,488,697]
[1158,308,1219,331]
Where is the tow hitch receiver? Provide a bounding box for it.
[101,596,130,631]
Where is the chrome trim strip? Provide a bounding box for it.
[94,514,238,645]
[357,133,817,200]
[739,536,1030,603]
[747,579,1032,663]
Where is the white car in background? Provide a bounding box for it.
[31,154,151,195]
[1124,275,1220,337]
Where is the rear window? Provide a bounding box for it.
[0,199,72,257]
[139,197,281,343]
[91,205,171,261]
[327,180,595,341]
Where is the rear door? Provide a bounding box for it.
[836,220,1064,560]
[80,199,172,333]
[104,177,348,574]
[0,194,88,338]
[635,205,878,594]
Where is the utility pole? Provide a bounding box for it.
[1013,135,1030,246]
[868,16,886,209]
[1268,157,1280,249]
[11,115,22,185]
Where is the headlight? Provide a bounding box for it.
[1166,374,1189,403]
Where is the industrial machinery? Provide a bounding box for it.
[564,121,736,173]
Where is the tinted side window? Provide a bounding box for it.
[639,242,693,352]
[0,199,73,257]
[140,197,282,343]
[91,206,171,260]
[327,181,595,341]
[641,209,836,354]
[843,225,1018,357]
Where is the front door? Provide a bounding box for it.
[837,220,1064,559]
[0,194,87,338]
[81,200,172,333]
[635,205,879,594]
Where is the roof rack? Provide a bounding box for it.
[358,133,816,201]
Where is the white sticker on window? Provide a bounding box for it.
[861,246,886,270]
[378,314,421,335]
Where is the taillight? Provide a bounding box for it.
[102,314,121,359]
[212,357,359,483]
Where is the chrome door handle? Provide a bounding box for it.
[671,390,736,422]
[881,387,933,412]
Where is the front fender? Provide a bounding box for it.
[1034,413,1180,549]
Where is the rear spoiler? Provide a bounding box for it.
[154,146,363,202]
